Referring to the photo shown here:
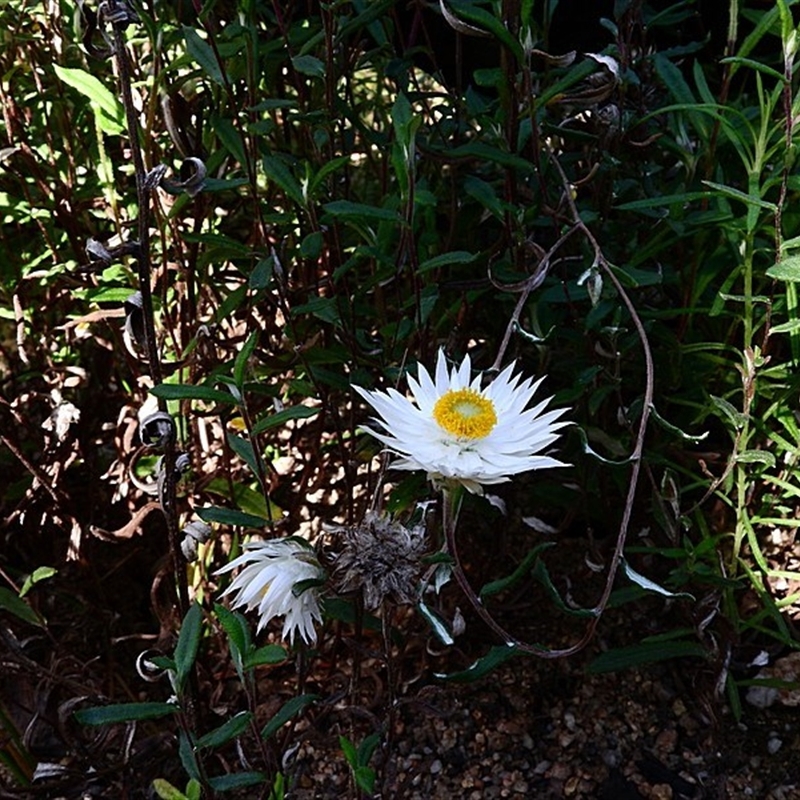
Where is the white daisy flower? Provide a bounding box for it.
[216,538,324,646]
[354,350,569,493]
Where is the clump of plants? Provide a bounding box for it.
[2,0,800,795]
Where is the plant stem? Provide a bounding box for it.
[109,9,189,619]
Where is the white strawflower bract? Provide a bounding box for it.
[216,538,324,646]
[354,350,569,493]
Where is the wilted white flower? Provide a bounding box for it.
[216,538,324,646]
[354,350,569,493]
[327,511,426,610]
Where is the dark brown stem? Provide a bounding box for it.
[446,154,655,659]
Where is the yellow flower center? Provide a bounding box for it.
[432,388,497,440]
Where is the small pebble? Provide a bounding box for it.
[767,736,783,755]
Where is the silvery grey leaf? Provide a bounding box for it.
[144,163,168,191]
[139,410,175,447]
[86,238,113,263]
[183,520,211,543]
[136,649,167,682]
[124,291,147,351]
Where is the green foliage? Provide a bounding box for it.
[5,0,800,792]
[340,732,380,795]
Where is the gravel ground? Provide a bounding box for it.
[288,655,800,800]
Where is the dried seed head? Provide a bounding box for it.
[329,512,426,610]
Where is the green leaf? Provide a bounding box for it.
[291,55,325,78]
[290,296,340,323]
[263,155,305,206]
[418,251,478,273]
[179,729,202,782]
[443,0,523,59]
[652,53,708,140]
[735,449,777,468]
[243,644,288,669]
[150,383,238,405]
[357,732,380,765]
[709,394,746,429]
[614,191,711,211]
[701,180,777,212]
[214,118,248,166]
[649,405,709,443]
[587,640,707,674]
[214,603,250,677]
[53,65,125,135]
[450,141,533,173]
[480,542,555,600]
[719,56,785,83]
[174,602,203,692]
[0,587,43,626]
[767,255,800,282]
[19,566,57,598]
[532,559,597,618]
[355,765,376,794]
[208,772,268,791]
[621,558,695,601]
[214,604,249,654]
[183,26,226,86]
[152,778,188,800]
[74,702,176,725]
[323,200,400,222]
[234,331,258,390]
[417,601,454,646]
[463,175,505,219]
[770,319,800,334]
[203,479,280,522]
[339,735,357,766]
[575,426,635,465]
[227,432,259,478]
[435,644,521,681]
[196,711,253,750]
[308,155,350,197]
[185,779,201,800]
[261,694,319,740]
[197,505,270,528]
[250,257,274,290]
[323,598,382,631]
[251,405,320,435]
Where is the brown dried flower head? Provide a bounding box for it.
[328,511,427,610]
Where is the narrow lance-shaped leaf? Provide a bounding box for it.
[480,542,555,600]
[435,644,521,682]
[261,694,319,740]
[0,587,43,626]
[621,558,695,601]
[227,432,260,478]
[183,26,226,86]
[53,65,125,135]
[417,601,454,646]
[174,602,203,692]
[150,383,238,405]
[214,603,250,678]
[243,644,288,669]
[588,640,707,674]
[179,729,202,782]
[251,405,320,435]
[197,505,270,529]
[234,331,258,390]
[74,702,177,725]
[195,710,254,750]
[208,772,268,791]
